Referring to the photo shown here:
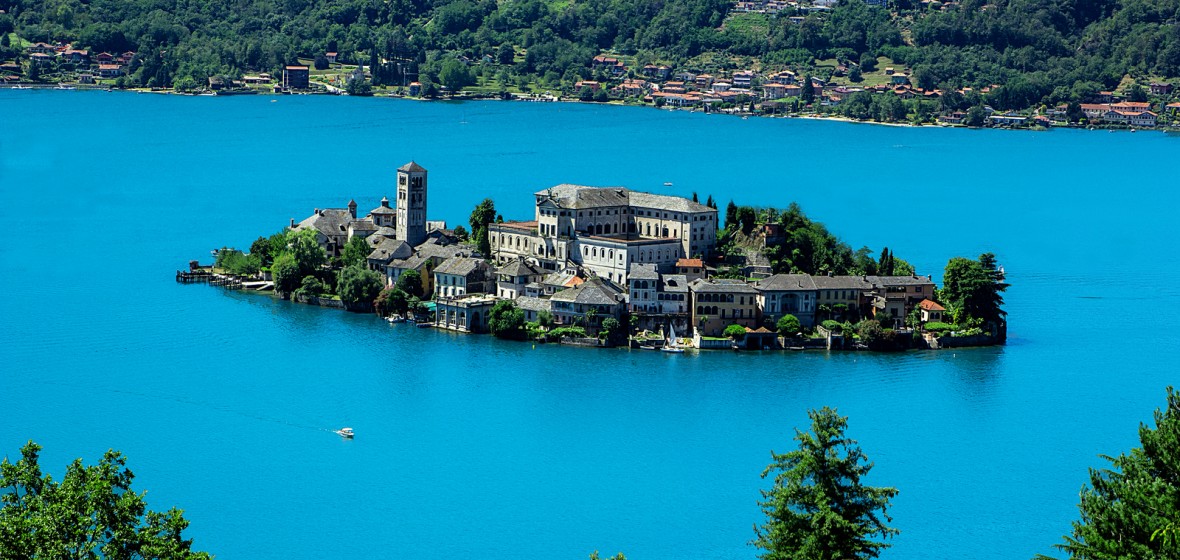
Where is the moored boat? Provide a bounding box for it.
[335,427,354,438]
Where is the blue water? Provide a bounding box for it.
[1,90,1177,559]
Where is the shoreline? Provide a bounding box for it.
[4,83,1175,134]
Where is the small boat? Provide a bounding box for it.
[662,324,685,353]
[662,181,673,186]
[335,427,354,439]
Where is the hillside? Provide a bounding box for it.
[1,0,1179,115]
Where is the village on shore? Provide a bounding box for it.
[183,161,1005,352]
[7,38,1179,131]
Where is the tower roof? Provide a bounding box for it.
[399,161,426,173]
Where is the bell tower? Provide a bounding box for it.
[396,161,428,247]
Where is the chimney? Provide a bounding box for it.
[290,218,295,227]
[314,208,320,215]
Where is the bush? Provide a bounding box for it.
[776,314,801,336]
[724,324,748,339]
[548,326,587,340]
[821,319,843,333]
[489,300,526,339]
[923,321,956,333]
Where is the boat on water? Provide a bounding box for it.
[335,427,354,439]
[663,181,673,186]
[661,324,685,353]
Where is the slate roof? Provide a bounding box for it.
[755,274,818,292]
[661,274,689,293]
[369,197,396,215]
[372,226,398,238]
[550,277,625,305]
[514,296,552,313]
[434,256,490,278]
[689,278,759,294]
[811,275,873,290]
[629,263,660,281]
[496,259,542,277]
[533,184,713,214]
[542,272,584,288]
[389,241,468,271]
[294,208,354,238]
[629,191,712,213]
[399,161,426,173]
[366,238,412,264]
[350,218,378,232]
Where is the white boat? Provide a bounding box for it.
[335,427,354,438]
[663,181,673,186]
[662,324,685,353]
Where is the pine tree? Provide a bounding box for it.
[725,200,739,230]
[1039,387,1180,560]
[754,407,899,560]
[706,195,716,209]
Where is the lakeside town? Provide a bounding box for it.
[184,161,1007,352]
[6,38,1180,130]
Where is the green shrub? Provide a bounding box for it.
[548,326,588,339]
[821,320,843,333]
[924,321,956,333]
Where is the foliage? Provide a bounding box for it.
[488,300,526,340]
[452,225,469,241]
[395,269,424,299]
[776,314,802,337]
[724,324,748,340]
[538,310,555,328]
[1038,387,1180,560]
[941,253,1007,327]
[589,552,626,560]
[345,76,373,96]
[548,326,588,339]
[215,248,261,276]
[600,317,627,345]
[474,227,491,258]
[821,319,843,334]
[337,264,384,310]
[341,235,370,268]
[287,229,327,275]
[292,275,328,300]
[922,321,956,333]
[469,198,497,234]
[249,236,273,266]
[0,441,210,559]
[753,407,899,560]
[271,252,301,294]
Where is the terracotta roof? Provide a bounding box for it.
[677,258,704,268]
[918,299,945,311]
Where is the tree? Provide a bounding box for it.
[1038,387,1180,560]
[313,54,329,70]
[250,236,273,266]
[964,105,987,127]
[453,225,469,240]
[738,206,758,235]
[271,252,301,294]
[777,314,801,337]
[801,75,815,105]
[941,254,1006,327]
[288,229,327,275]
[488,300,526,339]
[753,407,899,560]
[0,441,211,559]
[724,324,748,340]
[395,269,424,299]
[337,264,384,311]
[725,200,740,230]
[292,275,327,300]
[346,77,373,96]
[497,43,515,65]
[474,227,491,257]
[469,198,497,233]
[438,58,474,91]
[878,247,894,276]
[341,235,370,268]
[600,317,627,346]
[706,195,716,209]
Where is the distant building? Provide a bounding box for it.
[283,65,309,90]
[690,279,760,337]
[755,274,818,327]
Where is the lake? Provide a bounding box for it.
[1,89,1177,559]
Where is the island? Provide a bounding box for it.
[183,161,1007,351]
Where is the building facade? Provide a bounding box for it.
[396,161,428,247]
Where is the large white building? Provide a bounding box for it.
[489,184,718,284]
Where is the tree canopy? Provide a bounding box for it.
[1039,386,1180,560]
[337,264,384,310]
[488,299,526,339]
[754,407,899,560]
[0,441,210,559]
[940,252,1007,327]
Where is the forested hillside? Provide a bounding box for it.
[2,0,1179,110]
